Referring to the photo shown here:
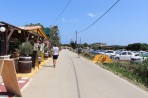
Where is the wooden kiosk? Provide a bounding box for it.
[0,21,51,96]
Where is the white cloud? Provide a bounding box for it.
[87,13,96,18]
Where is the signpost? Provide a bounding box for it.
[0,59,22,97]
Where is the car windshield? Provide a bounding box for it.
[106,51,113,53]
[135,54,140,56]
[143,52,148,57]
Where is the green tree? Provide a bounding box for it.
[43,27,50,38]
[25,23,61,47]
[91,44,100,50]
[126,43,148,51]
[49,26,61,46]
[84,43,88,47]
[70,40,76,49]
[25,23,43,27]
[141,43,148,50]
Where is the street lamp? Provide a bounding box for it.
[0,26,6,55]
[18,30,21,33]
[0,27,6,32]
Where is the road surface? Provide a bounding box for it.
[20,49,148,98]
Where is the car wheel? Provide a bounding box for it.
[115,57,120,60]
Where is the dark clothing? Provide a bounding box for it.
[53,55,59,59]
[78,48,82,53]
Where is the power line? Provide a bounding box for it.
[78,0,120,33]
[52,0,72,25]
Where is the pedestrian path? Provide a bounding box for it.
[19,50,79,98]
[0,58,52,98]
[20,50,148,98]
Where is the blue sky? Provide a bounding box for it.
[0,0,148,46]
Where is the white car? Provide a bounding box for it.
[114,51,141,61]
[105,50,115,58]
[131,56,145,63]
[131,52,147,63]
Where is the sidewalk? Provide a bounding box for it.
[18,50,79,98]
[0,58,52,98]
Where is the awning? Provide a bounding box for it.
[19,26,48,38]
[0,21,48,39]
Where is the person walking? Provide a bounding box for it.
[78,47,82,58]
[51,44,59,68]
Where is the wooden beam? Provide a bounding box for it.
[7,29,15,41]
[0,21,22,30]
[26,33,30,41]
[5,29,15,54]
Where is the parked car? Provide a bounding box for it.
[105,50,115,58]
[142,52,148,57]
[93,50,100,54]
[98,50,106,54]
[88,49,94,53]
[138,51,146,56]
[93,50,106,55]
[131,56,146,63]
[113,49,126,57]
[114,51,140,61]
[132,52,148,63]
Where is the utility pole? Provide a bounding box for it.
[75,31,78,57]
[76,30,77,47]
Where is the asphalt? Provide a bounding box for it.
[18,49,148,98]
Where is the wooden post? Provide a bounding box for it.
[4,28,8,55]
[6,29,15,55]
[32,51,39,69]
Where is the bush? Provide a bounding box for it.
[135,60,148,86]
[38,50,43,57]
[104,61,148,88]
[19,41,33,56]
[44,46,50,53]
[9,38,21,53]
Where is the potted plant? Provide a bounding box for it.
[44,46,50,60]
[9,38,21,58]
[44,46,50,53]
[19,41,33,56]
[13,48,20,58]
[18,41,33,73]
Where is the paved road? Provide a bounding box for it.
[20,49,148,98]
